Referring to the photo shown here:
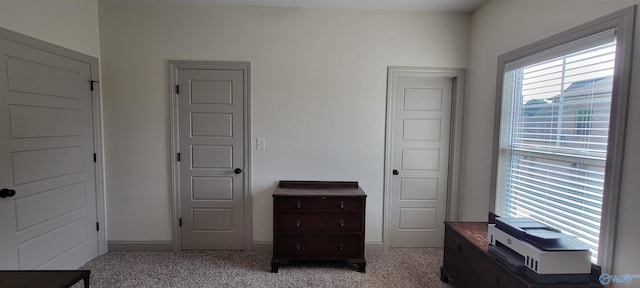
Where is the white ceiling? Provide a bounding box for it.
[102,0,489,12]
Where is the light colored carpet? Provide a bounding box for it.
[75,248,453,288]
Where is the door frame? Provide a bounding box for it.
[169,61,252,251]
[0,27,107,256]
[383,67,465,250]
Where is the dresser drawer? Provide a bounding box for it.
[444,225,483,261]
[484,263,528,288]
[276,235,363,259]
[277,212,362,233]
[442,250,482,287]
[445,225,511,285]
[276,197,363,211]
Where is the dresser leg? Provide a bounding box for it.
[271,262,279,273]
[440,267,450,283]
[349,261,366,273]
[358,263,366,273]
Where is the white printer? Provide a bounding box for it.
[488,217,592,283]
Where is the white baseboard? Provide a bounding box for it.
[251,241,272,252]
[108,241,174,252]
[365,241,384,252]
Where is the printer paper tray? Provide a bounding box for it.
[488,245,525,274]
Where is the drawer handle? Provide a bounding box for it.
[296,219,301,227]
[339,201,344,209]
[295,242,301,251]
[339,219,344,227]
[296,200,301,209]
[457,243,462,252]
[339,243,344,251]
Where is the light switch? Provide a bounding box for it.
[256,138,266,150]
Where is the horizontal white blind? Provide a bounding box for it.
[497,35,617,263]
[504,29,616,71]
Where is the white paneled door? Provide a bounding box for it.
[177,67,247,250]
[388,73,452,247]
[0,37,98,269]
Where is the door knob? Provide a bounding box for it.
[392,169,399,175]
[234,168,242,174]
[0,188,16,198]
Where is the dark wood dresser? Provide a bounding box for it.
[271,181,366,273]
[441,221,603,288]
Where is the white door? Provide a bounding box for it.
[388,74,452,247]
[178,68,246,250]
[0,37,98,269]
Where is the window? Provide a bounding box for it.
[498,38,614,263]
[576,109,593,136]
[491,6,635,269]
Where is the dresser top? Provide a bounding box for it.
[445,221,490,252]
[273,181,367,197]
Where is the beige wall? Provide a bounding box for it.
[0,0,100,57]
[465,0,640,275]
[98,2,470,243]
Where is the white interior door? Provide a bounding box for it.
[388,74,452,247]
[178,68,246,250]
[0,37,98,269]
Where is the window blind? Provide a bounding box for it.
[496,31,617,263]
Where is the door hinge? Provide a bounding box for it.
[96,222,100,231]
[89,80,99,92]
[179,218,182,227]
[176,85,180,94]
[93,153,97,163]
[177,152,181,162]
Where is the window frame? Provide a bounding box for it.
[490,6,636,272]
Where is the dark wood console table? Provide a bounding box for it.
[0,270,90,288]
[441,222,602,288]
[271,181,366,273]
